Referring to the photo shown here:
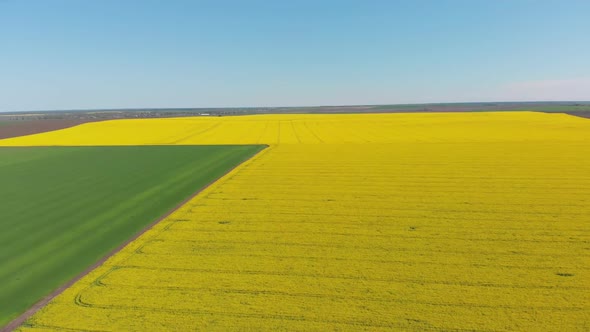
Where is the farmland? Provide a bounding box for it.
[0,145,264,326]
[0,120,94,140]
[1,112,589,331]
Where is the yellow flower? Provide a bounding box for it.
[8,112,590,331]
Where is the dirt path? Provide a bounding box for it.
[1,145,268,332]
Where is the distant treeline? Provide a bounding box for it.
[1,101,589,121]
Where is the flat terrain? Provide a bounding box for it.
[0,145,264,326]
[0,103,587,142]
[0,120,94,140]
[1,112,589,331]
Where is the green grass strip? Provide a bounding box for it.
[0,145,265,325]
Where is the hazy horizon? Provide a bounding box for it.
[1,1,590,112]
[2,100,590,115]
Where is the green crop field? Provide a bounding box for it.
[0,145,264,325]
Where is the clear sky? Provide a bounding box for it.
[1,0,589,112]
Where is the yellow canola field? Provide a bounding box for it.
[1,111,590,146]
[4,112,590,331]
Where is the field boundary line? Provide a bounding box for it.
[1,144,269,332]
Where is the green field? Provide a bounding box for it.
[0,145,264,325]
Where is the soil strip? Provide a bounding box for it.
[565,111,590,119]
[0,120,97,140]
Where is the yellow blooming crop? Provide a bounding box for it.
[2,111,590,146]
[3,112,589,331]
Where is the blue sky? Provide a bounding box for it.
[1,0,589,111]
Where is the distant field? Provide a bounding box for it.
[0,145,264,325]
[1,101,589,122]
[0,120,95,140]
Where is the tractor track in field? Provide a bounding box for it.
[1,145,269,332]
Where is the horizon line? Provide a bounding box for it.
[2,100,590,114]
